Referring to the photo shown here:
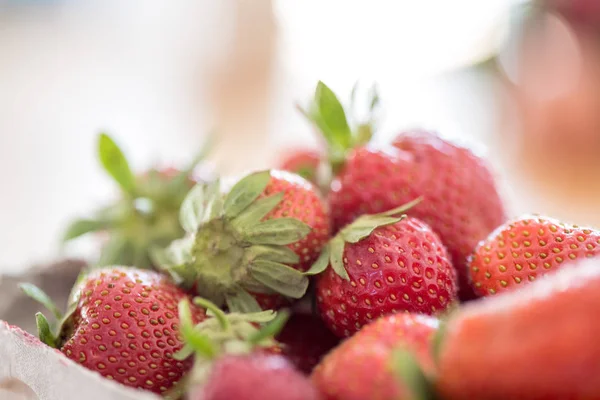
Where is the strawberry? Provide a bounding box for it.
[63,133,213,268]
[173,297,320,400]
[277,149,322,184]
[154,169,330,313]
[436,258,600,399]
[312,313,439,400]
[307,203,457,337]
[20,267,206,395]
[275,313,340,374]
[468,215,600,297]
[301,82,506,300]
[191,353,321,400]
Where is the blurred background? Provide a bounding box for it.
[1,0,599,272]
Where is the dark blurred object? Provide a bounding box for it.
[0,259,85,334]
[275,313,340,374]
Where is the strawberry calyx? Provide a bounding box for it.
[171,297,289,396]
[153,170,312,313]
[305,198,422,280]
[391,349,434,400]
[298,81,380,175]
[63,133,212,269]
[19,281,82,349]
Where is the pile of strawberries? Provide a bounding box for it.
[20,82,600,400]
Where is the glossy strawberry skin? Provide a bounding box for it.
[278,149,321,183]
[239,171,331,309]
[61,268,206,394]
[275,313,340,374]
[263,170,330,272]
[193,353,321,400]
[468,215,600,297]
[312,313,438,400]
[316,217,457,337]
[328,131,506,300]
[437,259,600,400]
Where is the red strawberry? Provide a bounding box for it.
[63,133,212,268]
[312,313,439,400]
[278,149,322,184]
[275,313,340,374]
[174,297,319,400]
[301,82,506,300]
[308,204,457,337]
[190,353,321,400]
[154,169,330,313]
[21,267,206,394]
[468,215,600,297]
[436,258,600,399]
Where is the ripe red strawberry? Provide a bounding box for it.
[308,204,457,337]
[154,169,330,313]
[436,258,600,399]
[275,313,340,374]
[63,133,212,268]
[468,215,600,297]
[278,149,322,184]
[20,267,206,395]
[301,82,506,300]
[174,297,319,400]
[312,313,439,400]
[190,353,321,400]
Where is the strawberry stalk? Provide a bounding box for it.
[298,81,380,183]
[172,296,289,397]
[63,132,212,269]
[19,282,79,348]
[153,171,313,313]
[306,198,422,279]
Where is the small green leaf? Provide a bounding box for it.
[305,245,330,276]
[97,236,131,266]
[341,215,403,243]
[243,218,311,246]
[391,349,432,400]
[368,83,380,112]
[177,299,217,359]
[179,184,207,233]
[232,193,284,230]
[168,133,216,193]
[97,133,136,195]
[225,289,262,314]
[250,260,309,299]
[329,237,349,280]
[227,310,276,324]
[248,309,290,345]
[349,80,359,113]
[62,218,108,242]
[239,276,277,294]
[35,312,58,348]
[193,297,230,331]
[206,184,225,221]
[244,245,300,265]
[20,283,63,320]
[223,171,271,219]
[380,197,422,217]
[313,81,352,150]
[432,318,447,365]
